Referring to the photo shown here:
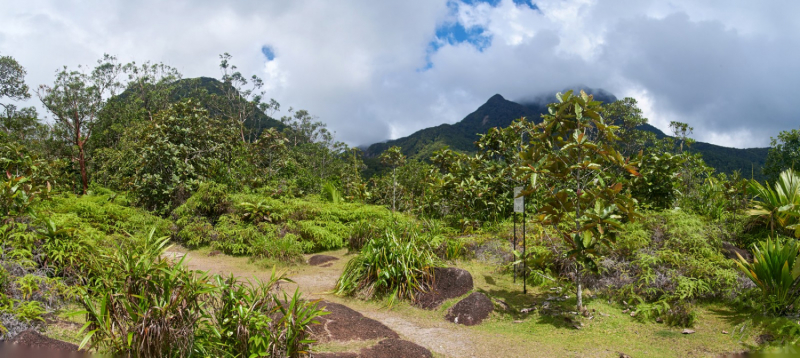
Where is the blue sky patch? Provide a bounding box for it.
[261,45,275,61]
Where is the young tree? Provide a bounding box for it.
[218,53,273,142]
[521,90,639,311]
[763,127,800,184]
[380,146,406,213]
[37,55,122,194]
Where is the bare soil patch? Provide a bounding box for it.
[414,267,473,309]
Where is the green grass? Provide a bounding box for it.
[449,259,758,357]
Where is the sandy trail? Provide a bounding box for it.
[166,248,485,358]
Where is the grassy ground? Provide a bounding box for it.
[157,246,759,357]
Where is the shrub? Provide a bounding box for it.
[80,229,327,357]
[171,182,232,224]
[335,231,440,305]
[594,210,743,326]
[736,237,800,315]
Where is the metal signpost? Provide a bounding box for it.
[513,186,526,294]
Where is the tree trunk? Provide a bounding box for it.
[392,167,397,212]
[576,265,583,311]
[78,142,88,195]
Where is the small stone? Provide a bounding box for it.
[682,329,695,335]
[630,311,637,317]
[495,299,510,311]
[722,330,729,334]
[619,353,632,358]
[600,312,610,317]
[520,307,535,314]
[569,311,578,315]
[513,320,523,323]
[572,324,582,330]
[622,309,630,313]
[655,317,663,323]
[582,309,591,317]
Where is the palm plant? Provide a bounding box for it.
[748,169,800,236]
[735,238,800,315]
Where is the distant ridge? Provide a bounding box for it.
[364,91,769,181]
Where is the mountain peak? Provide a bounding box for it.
[487,94,506,103]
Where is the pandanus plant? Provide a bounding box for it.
[748,169,800,237]
[736,238,800,315]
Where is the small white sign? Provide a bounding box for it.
[513,186,524,213]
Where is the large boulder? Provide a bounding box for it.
[358,338,433,358]
[445,292,494,326]
[310,301,398,342]
[315,339,433,358]
[414,267,473,309]
[309,255,339,266]
[721,241,751,261]
[5,330,82,354]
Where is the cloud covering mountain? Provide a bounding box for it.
[1,0,797,148]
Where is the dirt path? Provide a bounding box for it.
[166,248,486,358]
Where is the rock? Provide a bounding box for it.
[619,353,632,358]
[310,302,398,342]
[721,241,752,261]
[358,338,433,358]
[414,267,473,310]
[308,255,339,266]
[513,320,523,323]
[494,298,510,311]
[520,307,535,314]
[445,292,494,326]
[682,329,696,335]
[722,330,729,334]
[315,353,359,358]
[655,317,663,323]
[755,333,775,345]
[622,309,630,313]
[630,311,637,317]
[7,330,82,354]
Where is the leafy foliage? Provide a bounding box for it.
[748,169,800,237]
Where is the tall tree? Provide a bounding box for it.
[521,90,639,311]
[37,55,122,194]
[0,54,31,110]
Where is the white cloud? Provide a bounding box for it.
[1,0,798,148]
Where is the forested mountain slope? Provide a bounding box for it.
[364,93,769,181]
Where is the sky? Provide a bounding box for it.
[1,0,798,148]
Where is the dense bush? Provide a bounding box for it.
[592,210,746,326]
[172,190,408,259]
[80,230,327,357]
